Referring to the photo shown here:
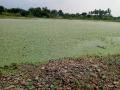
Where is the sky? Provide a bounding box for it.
[0,0,120,16]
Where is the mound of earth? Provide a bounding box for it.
[0,57,120,90]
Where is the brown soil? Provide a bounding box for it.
[0,57,120,90]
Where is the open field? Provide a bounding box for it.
[0,19,120,65]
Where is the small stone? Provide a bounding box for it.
[102,75,106,80]
[92,65,98,68]
[113,81,119,85]
[21,80,26,85]
[35,76,39,80]
[41,67,45,70]
[64,66,67,69]
[62,69,67,73]
[90,73,97,78]
[27,79,32,82]
[89,59,93,63]
[96,69,101,72]
[108,85,114,88]
[5,85,15,90]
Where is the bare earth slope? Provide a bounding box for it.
[0,56,120,90]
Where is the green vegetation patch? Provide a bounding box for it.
[0,19,120,65]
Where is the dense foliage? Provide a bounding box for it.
[0,6,120,21]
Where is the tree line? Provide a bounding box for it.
[0,5,120,21]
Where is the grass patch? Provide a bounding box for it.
[0,19,120,65]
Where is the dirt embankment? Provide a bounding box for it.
[0,56,120,90]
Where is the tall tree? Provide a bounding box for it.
[29,7,42,17]
[107,8,111,16]
[81,12,87,17]
[0,6,4,14]
[58,10,64,17]
[50,10,58,17]
[20,10,28,16]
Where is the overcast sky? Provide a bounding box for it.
[0,0,120,16]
